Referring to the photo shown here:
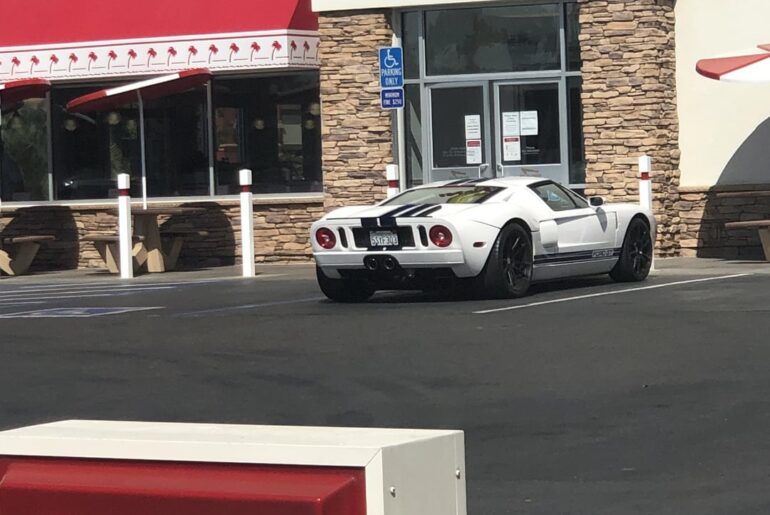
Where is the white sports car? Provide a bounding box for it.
[311,177,655,302]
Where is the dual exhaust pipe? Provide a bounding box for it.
[364,255,398,272]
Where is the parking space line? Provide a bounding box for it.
[474,274,750,315]
[0,285,177,300]
[179,296,326,316]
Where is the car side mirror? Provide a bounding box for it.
[589,196,605,207]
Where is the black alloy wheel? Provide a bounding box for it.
[610,217,653,282]
[476,222,533,298]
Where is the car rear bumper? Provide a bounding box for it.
[314,249,465,268]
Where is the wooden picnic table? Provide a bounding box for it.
[106,206,207,273]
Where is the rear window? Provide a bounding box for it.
[383,186,504,205]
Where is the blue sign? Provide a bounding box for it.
[380,88,405,110]
[379,47,404,89]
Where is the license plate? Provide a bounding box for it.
[370,230,399,247]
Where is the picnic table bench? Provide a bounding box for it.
[82,234,147,274]
[0,235,55,276]
[724,220,770,260]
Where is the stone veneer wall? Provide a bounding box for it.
[578,0,681,256]
[319,10,394,209]
[0,199,323,272]
[677,185,770,259]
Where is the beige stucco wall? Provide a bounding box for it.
[677,0,770,188]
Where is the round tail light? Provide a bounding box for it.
[315,228,337,249]
[429,225,453,247]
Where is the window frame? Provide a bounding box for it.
[0,71,323,206]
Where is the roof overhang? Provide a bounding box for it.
[312,0,492,12]
[66,69,211,113]
[0,78,51,107]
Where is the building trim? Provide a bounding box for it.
[0,31,320,82]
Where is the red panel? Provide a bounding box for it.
[0,0,317,49]
[67,69,212,113]
[0,79,51,107]
[759,44,770,51]
[0,457,366,515]
[696,53,770,80]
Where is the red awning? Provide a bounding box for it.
[67,69,211,113]
[0,0,316,48]
[0,78,51,107]
[696,44,770,82]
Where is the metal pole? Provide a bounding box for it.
[117,173,134,279]
[239,168,255,278]
[138,91,148,210]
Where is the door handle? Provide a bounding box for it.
[496,163,503,177]
[479,163,489,177]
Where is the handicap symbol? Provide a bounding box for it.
[383,49,398,69]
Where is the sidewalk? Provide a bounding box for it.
[653,257,770,276]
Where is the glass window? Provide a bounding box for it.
[531,181,582,211]
[144,88,209,197]
[213,73,322,195]
[52,86,141,200]
[430,86,485,169]
[1,98,49,201]
[498,83,560,165]
[567,76,586,184]
[383,185,504,205]
[404,84,423,188]
[402,11,420,79]
[425,4,560,76]
[565,2,582,72]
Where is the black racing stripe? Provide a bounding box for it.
[535,248,622,265]
[361,218,378,228]
[377,204,417,226]
[396,204,433,218]
[412,205,442,218]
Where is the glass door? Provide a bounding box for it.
[427,83,492,183]
[493,80,568,184]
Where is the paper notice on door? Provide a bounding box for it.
[464,115,482,140]
[520,111,539,136]
[466,139,482,165]
[503,136,521,161]
[502,112,521,136]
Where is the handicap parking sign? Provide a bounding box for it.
[379,47,404,89]
[380,88,405,109]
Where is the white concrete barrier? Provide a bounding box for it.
[0,420,466,515]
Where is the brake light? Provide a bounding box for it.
[429,225,453,247]
[315,228,337,249]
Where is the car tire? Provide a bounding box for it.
[316,266,375,302]
[610,217,653,282]
[475,222,533,299]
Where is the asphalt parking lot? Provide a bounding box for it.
[1,259,770,515]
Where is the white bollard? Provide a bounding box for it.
[240,168,255,278]
[638,155,656,272]
[639,155,653,211]
[386,164,400,198]
[117,173,133,279]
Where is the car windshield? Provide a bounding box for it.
[383,186,504,205]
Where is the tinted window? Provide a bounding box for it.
[531,182,582,211]
[385,186,504,205]
[1,98,49,201]
[425,4,560,76]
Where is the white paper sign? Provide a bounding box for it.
[520,111,539,136]
[502,112,520,137]
[466,139,482,165]
[464,115,482,140]
[503,136,521,162]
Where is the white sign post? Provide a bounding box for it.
[117,173,133,279]
[239,168,255,278]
